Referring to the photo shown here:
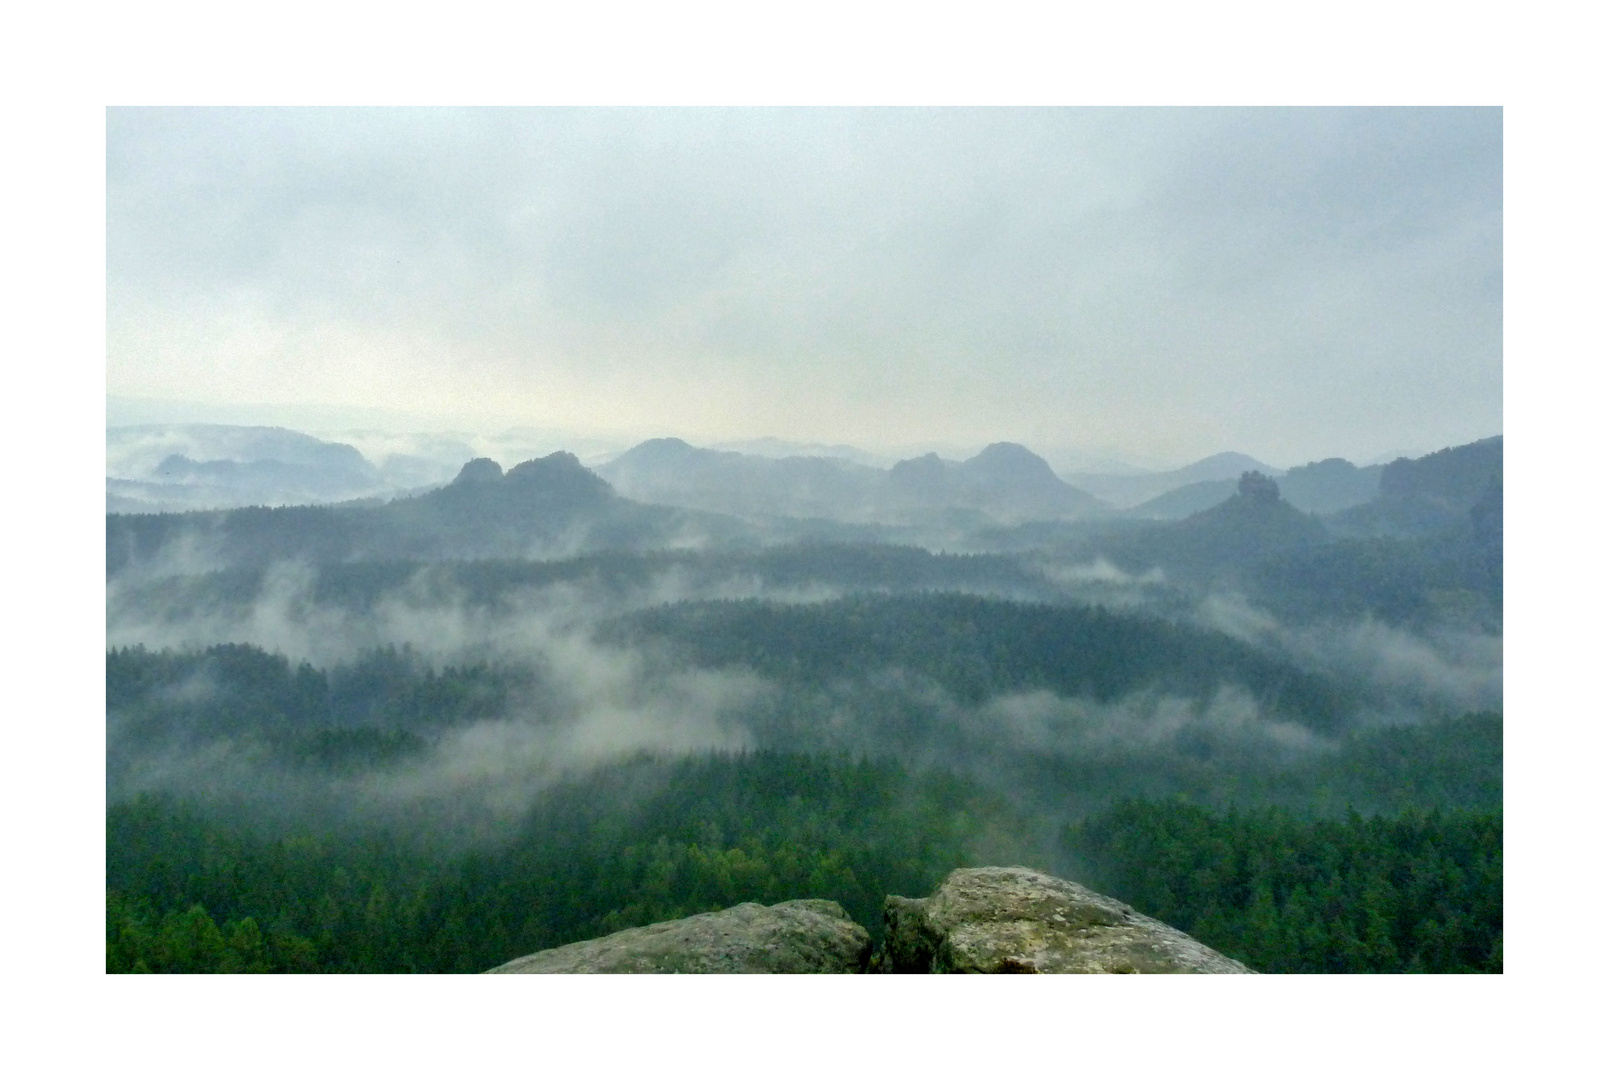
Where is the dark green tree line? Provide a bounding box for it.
[107,752,1020,973]
[1069,799,1501,972]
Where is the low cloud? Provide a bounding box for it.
[1196,592,1502,717]
[107,550,1500,842]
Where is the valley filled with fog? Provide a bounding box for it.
[104,107,1502,975]
[107,426,1501,973]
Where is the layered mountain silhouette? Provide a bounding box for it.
[598,438,1106,525]
[1099,437,1499,587]
[1327,437,1502,538]
[1066,452,1279,509]
[108,422,1409,529]
[599,438,886,521]
[1126,457,1384,520]
[1243,441,1503,628]
[105,424,474,513]
[107,452,756,575]
[885,443,1107,522]
[1105,471,1328,580]
[1125,479,1241,520]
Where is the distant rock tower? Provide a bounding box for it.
[454,458,504,484]
[1237,471,1281,503]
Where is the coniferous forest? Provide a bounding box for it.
[107,438,1502,973]
[99,108,1515,1055]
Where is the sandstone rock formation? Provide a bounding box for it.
[870,866,1253,973]
[486,899,872,974]
[485,867,1251,974]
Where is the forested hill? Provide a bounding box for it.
[107,544,1056,623]
[106,739,1501,973]
[106,453,760,575]
[1102,471,1327,580]
[1244,440,1502,628]
[597,438,1107,524]
[1327,436,1502,539]
[1002,438,1503,629]
[608,593,1355,734]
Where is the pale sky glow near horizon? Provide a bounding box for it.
[14,2,1605,1054]
[106,107,1502,470]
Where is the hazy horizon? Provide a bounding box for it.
[108,107,1501,470]
[107,390,1472,476]
[103,107,1507,981]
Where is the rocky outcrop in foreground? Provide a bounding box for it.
[486,899,872,974]
[486,867,1251,973]
[870,866,1252,973]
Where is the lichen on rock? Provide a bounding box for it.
[485,898,872,974]
[484,867,1250,974]
[869,866,1253,973]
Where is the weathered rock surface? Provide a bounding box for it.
[484,868,1250,974]
[486,899,872,974]
[870,866,1253,973]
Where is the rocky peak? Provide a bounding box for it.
[487,899,871,974]
[1237,470,1282,503]
[1377,435,1502,509]
[627,437,699,459]
[885,453,957,502]
[485,866,1251,974]
[961,442,1060,484]
[504,452,613,498]
[872,866,1252,973]
[888,452,950,482]
[453,458,504,484]
[432,452,613,516]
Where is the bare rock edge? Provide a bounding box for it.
[487,867,1253,974]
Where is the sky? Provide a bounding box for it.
[15,6,1599,1054]
[106,107,1501,469]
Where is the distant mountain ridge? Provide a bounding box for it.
[110,421,1418,526]
[599,438,1106,525]
[710,437,890,467]
[106,451,755,576]
[1126,457,1385,520]
[1328,436,1502,538]
[885,442,1107,522]
[1072,437,1501,625]
[1091,434,1497,569]
[1105,471,1328,580]
[106,424,473,513]
[600,438,887,521]
[1067,452,1280,509]
[106,426,1502,611]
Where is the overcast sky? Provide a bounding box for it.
[107,107,1501,468]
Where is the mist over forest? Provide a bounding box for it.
[106,427,1501,973]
